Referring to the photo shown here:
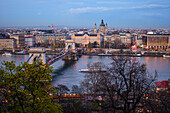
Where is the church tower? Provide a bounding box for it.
[99,19,106,34]
[105,23,108,34]
[94,23,97,33]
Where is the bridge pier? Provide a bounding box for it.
[27,47,46,64]
[62,53,79,61]
[62,40,79,61]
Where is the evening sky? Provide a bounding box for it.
[0,0,170,28]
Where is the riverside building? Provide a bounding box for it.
[142,34,170,50]
[35,34,67,44]
[71,32,104,47]
[25,37,36,47]
[10,34,25,48]
[0,38,17,50]
[104,32,132,48]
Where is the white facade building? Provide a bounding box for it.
[25,37,36,47]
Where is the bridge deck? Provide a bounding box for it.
[26,44,82,65]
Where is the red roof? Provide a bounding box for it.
[155,81,168,88]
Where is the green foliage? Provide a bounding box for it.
[0,60,62,113]
[90,102,99,110]
[62,99,90,113]
[100,42,104,48]
[88,42,93,48]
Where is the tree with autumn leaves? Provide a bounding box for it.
[0,60,62,113]
[81,57,157,113]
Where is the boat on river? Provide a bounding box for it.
[2,52,12,56]
[98,50,112,56]
[15,50,26,55]
[98,53,112,56]
[79,68,107,72]
[163,55,170,57]
[133,53,141,57]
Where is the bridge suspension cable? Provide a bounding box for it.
[47,44,74,65]
[27,54,33,63]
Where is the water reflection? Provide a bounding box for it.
[139,57,170,81]
[52,61,76,77]
[0,55,169,89]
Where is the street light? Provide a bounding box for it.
[98,95,102,111]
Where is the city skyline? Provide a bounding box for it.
[1,0,170,28]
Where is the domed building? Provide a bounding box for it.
[94,19,108,34]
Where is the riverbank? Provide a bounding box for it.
[84,52,169,57]
[0,49,170,57]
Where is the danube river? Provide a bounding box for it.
[0,55,169,89]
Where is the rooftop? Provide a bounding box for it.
[146,34,170,36]
[37,34,68,36]
[75,32,97,37]
[155,81,168,88]
[120,34,126,36]
[100,19,105,26]
[0,38,15,40]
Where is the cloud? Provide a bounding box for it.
[69,4,170,14]
[133,4,170,9]
[37,1,47,4]
[37,12,42,16]
[141,13,162,16]
[96,1,131,4]
[69,7,128,13]
[69,2,84,5]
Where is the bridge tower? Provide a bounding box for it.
[65,40,76,52]
[63,40,78,61]
[27,47,46,64]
